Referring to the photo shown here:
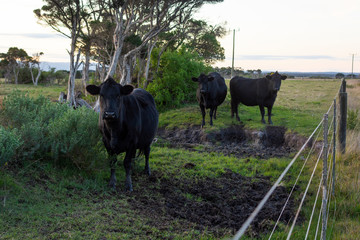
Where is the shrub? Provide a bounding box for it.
[147,48,211,111]
[0,127,22,166]
[48,106,104,170]
[1,91,105,171]
[348,109,359,130]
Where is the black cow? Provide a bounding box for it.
[192,72,227,127]
[86,78,159,191]
[230,71,287,124]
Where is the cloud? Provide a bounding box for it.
[0,33,66,39]
[236,55,339,61]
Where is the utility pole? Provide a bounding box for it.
[351,54,355,79]
[231,28,240,79]
[231,29,235,79]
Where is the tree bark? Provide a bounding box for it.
[82,50,90,95]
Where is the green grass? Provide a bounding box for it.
[160,79,341,135]
[0,83,67,102]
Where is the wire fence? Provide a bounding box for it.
[232,79,347,240]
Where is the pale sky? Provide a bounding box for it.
[1,0,360,72]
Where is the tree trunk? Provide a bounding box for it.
[35,68,41,86]
[144,40,156,83]
[120,56,132,85]
[13,65,19,84]
[82,50,90,95]
[67,39,81,107]
[30,67,35,85]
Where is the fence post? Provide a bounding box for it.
[338,78,347,154]
[321,114,328,240]
[332,98,336,195]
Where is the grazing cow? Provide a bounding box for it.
[192,72,227,127]
[230,71,287,124]
[86,78,159,191]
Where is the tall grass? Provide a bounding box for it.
[330,79,360,238]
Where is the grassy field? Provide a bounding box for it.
[0,78,359,239]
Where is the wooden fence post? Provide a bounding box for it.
[322,113,329,240]
[338,78,347,154]
[332,98,336,195]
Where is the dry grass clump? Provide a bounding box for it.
[332,79,360,239]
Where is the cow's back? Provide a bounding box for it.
[230,76,261,106]
[130,88,158,147]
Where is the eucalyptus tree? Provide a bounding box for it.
[0,47,29,84]
[34,0,85,106]
[29,52,44,86]
[183,19,226,64]
[104,0,223,85]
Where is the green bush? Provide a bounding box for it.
[48,106,104,169]
[1,91,105,171]
[0,127,22,166]
[147,48,211,111]
[348,109,359,130]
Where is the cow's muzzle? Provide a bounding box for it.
[103,111,116,120]
[200,90,207,94]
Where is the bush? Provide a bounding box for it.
[147,48,211,111]
[1,91,105,171]
[0,127,22,167]
[348,109,359,130]
[48,106,103,169]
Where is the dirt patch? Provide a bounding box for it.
[157,125,300,159]
[128,170,296,238]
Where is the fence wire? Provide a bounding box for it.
[233,83,343,240]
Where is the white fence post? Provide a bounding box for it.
[321,114,328,240]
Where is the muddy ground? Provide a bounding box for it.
[157,125,311,159]
[125,125,308,237]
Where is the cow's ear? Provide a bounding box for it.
[208,76,215,81]
[281,75,287,80]
[120,85,134,95]
[192,77,198,82]
[86,85,100,95]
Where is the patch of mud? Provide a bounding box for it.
[129,170,297,238]
[157,125,303,159]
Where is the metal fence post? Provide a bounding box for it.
[338,79,347,154]
[321,114,328,240]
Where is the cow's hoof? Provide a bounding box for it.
[145,168,151,176]
[108,183,116,192]
[125,184,133,192]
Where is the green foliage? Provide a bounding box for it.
[48,106,103,169]
[147,48,211,111]
[348,109,359,130]
[0,127,22,166]
[1,91,104,171]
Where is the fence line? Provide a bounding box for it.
[232,79,347,240]
[267,126,323,239]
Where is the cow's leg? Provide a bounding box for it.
[232,101,240,122]
[231,99,235,118]
[144,145,151,176]
[213,106,217,119]
[124,149,135,191]
[267,106,273,125]
[259,105,266,124]
[209,107,215,126]
[200,104,206,127]
[108,154,117,190]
